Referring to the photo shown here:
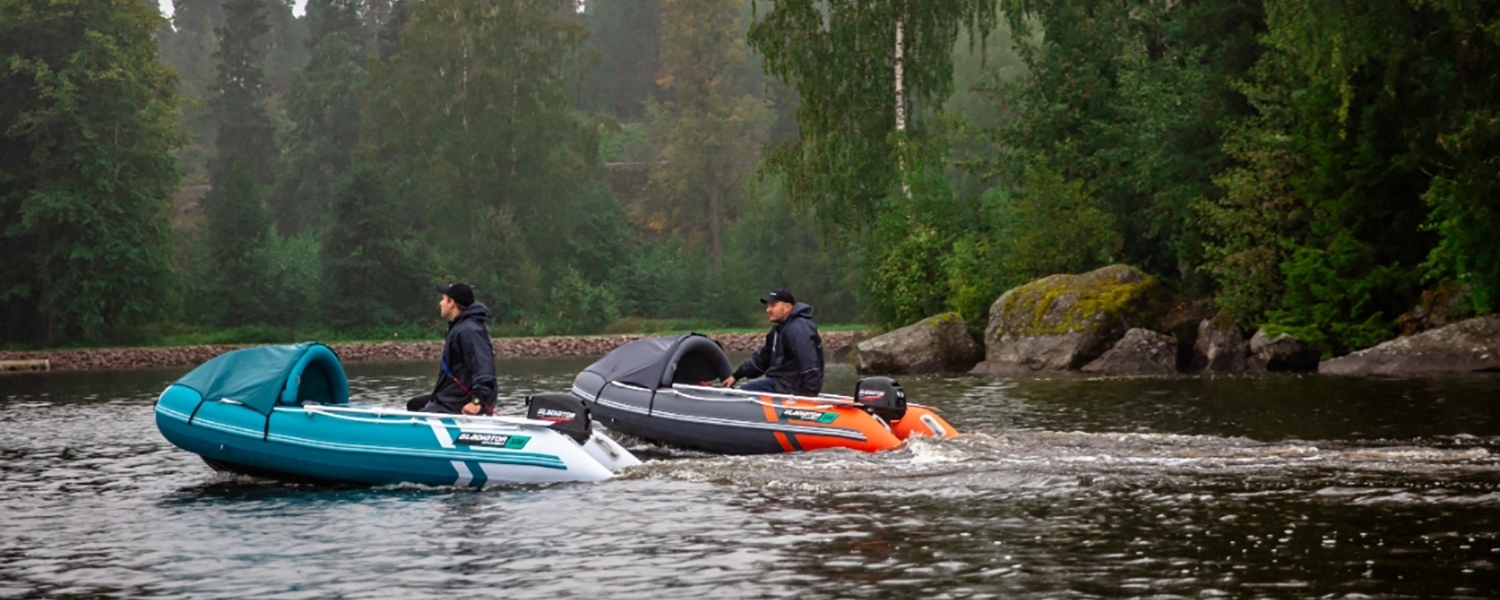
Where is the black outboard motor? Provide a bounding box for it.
[526,393,592,444]
[855,377,907,423]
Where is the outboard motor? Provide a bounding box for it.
[526,393,592,444]
[855,377,907,423]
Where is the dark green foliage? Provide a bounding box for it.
[271,0,368,235]
[579,0,660,120]
[0,0,182,344]
[994,0,1263,284]
[208,0,276,186]
[1202,0,1499,352]
[320,158,428,328]
[197,162,275,324]
[371,0,626,332]
[988,162,1118,288]
[198,0,280,326]
[649,0,772,265]
[1414,2,1500,315]
[721,179,860,325]
[748,0,998,234]
[1199,48,1310,326]
[156,0,306,175]
[860,160,961,330]
[1268,231,1408,355]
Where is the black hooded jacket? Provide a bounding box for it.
[429,303,498,413]
[732,302,824,395]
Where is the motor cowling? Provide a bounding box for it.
[855,377,907,423]
[526,393,592,444]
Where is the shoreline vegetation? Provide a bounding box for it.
[0,330,863,373]
[6,3,1499,375]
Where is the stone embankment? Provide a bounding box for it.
[0,331,861,373]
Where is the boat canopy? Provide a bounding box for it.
[172,342,350,415]
[584,333,732,390]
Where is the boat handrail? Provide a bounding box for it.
[669,388,839,409]
[670,384,860,408]
[296,404,554,428]
[670,383,937,410]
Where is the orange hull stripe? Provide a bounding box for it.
[761,396,779,422]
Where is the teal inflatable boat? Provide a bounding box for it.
[155,342,640,486]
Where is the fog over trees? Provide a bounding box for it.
[3,0,1498,358]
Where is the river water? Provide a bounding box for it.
[3,357,1500,598]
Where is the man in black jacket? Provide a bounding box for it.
[406,282,498,415]
[723,288,824,396]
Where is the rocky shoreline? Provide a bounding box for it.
[854,264,1500,378]
[0,331,862,373]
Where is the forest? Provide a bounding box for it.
[2,0,1498,358]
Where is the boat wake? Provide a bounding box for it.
[610,428,1500,500]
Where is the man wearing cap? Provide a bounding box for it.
[723,288,824,396]
[406,282,498,415]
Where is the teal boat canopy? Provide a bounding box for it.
[172,342,350,415]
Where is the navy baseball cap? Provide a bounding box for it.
[436,282,475,307]
[760,288,795,305]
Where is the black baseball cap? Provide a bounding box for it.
[760,288,795,305]
[436,282,475,307]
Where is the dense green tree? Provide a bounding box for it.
[157,0,225,172]
[320,156,428,328]
[0,0,182,343]
[748,0,997,328]
[749,0,998,233]
[258,0,308,95]
[1199,48,1311,329]
[579,0,660,120]
[648,0,772,265]
[198,0,279,325]
[272,0,368,235]
[1201,0,1499,353]
[373,0,624,329]
[993,0,1263,284]
[156,0,305,174]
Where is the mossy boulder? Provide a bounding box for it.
[856,312,983,375]
[973,265,1171,374]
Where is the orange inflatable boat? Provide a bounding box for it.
[570,333,958,454]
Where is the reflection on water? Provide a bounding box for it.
[2,358,1499,598]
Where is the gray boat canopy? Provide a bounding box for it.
[171,342,350,415]
[583,333,733,390]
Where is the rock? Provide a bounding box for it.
[1081,328,1177,374]
[856,313,983,375]
[1192,317,1247,372]
[1320,314,1500,375]
[973,264,1171,373]
[1246,329,1319,372]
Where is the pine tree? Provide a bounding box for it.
[199,0,278,325]
[272,0,367,235]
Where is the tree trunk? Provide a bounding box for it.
[708,179,723,267]
[895,16,909,198]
